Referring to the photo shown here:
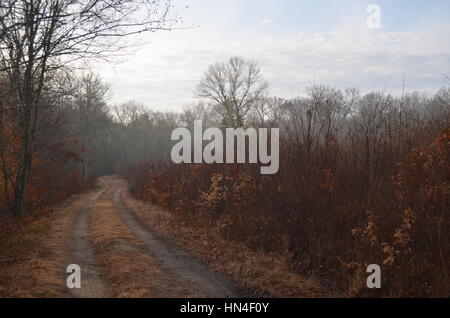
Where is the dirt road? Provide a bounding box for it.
[68,176,242,298]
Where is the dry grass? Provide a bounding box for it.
[123,186,332,298]
[0,191,96,297]
[89,179,197,298]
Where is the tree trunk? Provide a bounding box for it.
[13,133,32,216]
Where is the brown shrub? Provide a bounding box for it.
[123,130,449,297]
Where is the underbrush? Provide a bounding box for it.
[0,171,95,297]
[124,130,449,297]
[0,207,64,297]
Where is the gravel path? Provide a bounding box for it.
[68,180,111,298]
[66,176,243,298]
[111,178,242,298]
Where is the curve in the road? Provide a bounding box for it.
[112,178,243,298]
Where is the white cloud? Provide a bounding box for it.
[260,18,274,25]
[92,24,450,111]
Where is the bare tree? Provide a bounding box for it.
[251,96,286,127]
[181,101,216,129]
[0,0,179,215]
[113,101,146,126]
[70,73,110,180]
[348,91,392,185]
[307,85,355,148]
[195,56,268,127]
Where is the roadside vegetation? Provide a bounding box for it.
[122,61,449,297]
[0,0,448,298]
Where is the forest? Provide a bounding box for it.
[0,0,448,298]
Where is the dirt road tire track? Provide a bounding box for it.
[111,178,245,298]
[68,179,112,298]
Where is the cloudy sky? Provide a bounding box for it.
[92,0,450,111]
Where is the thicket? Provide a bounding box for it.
[124,87,449,297]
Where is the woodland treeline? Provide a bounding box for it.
[122,57,450,297]
[0,0,179,214]
[1,60,449,298]
[0,1,448,297]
